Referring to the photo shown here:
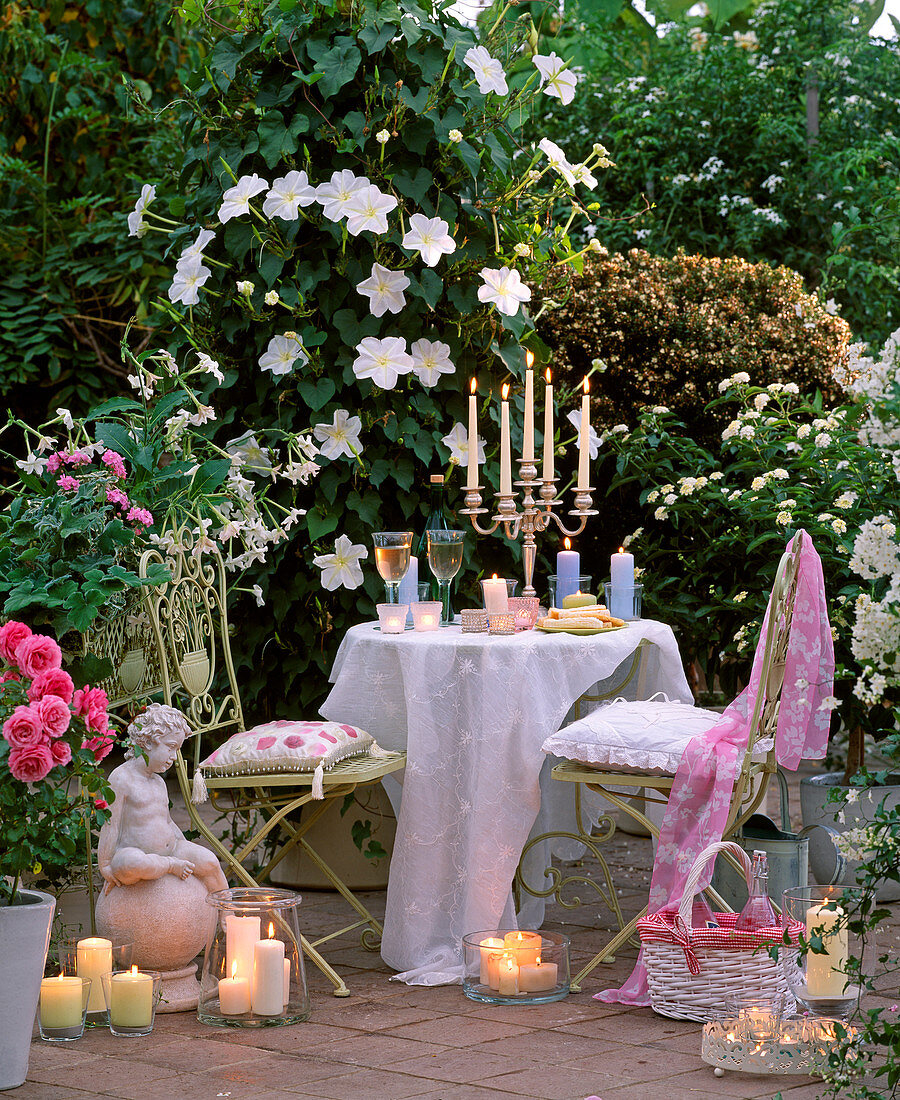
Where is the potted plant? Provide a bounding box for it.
[0,621,114,1090]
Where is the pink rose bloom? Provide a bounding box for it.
[0,670,22,684]
[101,450,127,479]
[37,695,71,738]
[86,710,109,735]
[57,475,80,492]
[94,797,108,810]
[8,743,54,782]
[28,667,74,705]
[73,685,109,724]
[50,739,72,767]
[82,733,115,762]
[3,704,47,748]
[0,621,32,665]
[15,634,63,679]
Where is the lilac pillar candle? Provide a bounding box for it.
[397,555,418,625]
[555,539,580,606]
[609,548,635,619]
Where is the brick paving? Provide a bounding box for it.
[18,767,898,1100]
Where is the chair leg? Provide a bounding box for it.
[570,906,647,993]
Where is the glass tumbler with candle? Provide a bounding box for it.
[372,531,413,604]
[101,968,162,1037]
[199,887,310,1028]
[426,530,465,625]
[38,975,92,1042]
[59,936,134,1026]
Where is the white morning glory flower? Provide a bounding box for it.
[477,266,532,316]
[463,45,508,96]
[313,409,363,460]
[410,339,455,387]
[263,170,317,220]
[566,410,601,459]
[533,53,577,105]
[344,185,398,236]
[537,138,578,186]
[352,336,415,390]
[315,169,370,222]
[356,263,410,317]
[313,533,368,591]
[571,162,598,189]
[441,422,485,467]
[167,256,212,306]
[218,174,269,223]
[127,183,156,238]
[178,228,215,263]
[258,333,308,377]
[401,213,457,267]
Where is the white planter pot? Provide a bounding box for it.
[0,888,56,1090]
[800,772,900,902]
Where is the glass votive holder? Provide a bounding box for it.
[101,968,162,1037]
[59,936,134,1025]
[480,577,511,613]
[376,602,409,634]
[462,929,570,1005]
[547,575,592,608]
[508,596,540,631]
[38,975,91,1041]
[199,887,310,1028]
[603,582,643,621]
[488,613,515,635]
[411,601,442,632]
[461,608,489,633]
[724,990,790,1040]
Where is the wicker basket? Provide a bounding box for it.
[639,841,800,1022]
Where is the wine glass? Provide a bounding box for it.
[426,530,465,625]
[372,531,413,604]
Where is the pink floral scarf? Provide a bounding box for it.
[595,531,834,1006]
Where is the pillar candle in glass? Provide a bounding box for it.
[609,547,635,620]
[481,574,509,614]
[555,538,580,606]
[40,974,84,1030]
[251,925,286,1016]
[225,914,260,982]
[108,967,154,1028]
[218,962,251,1016]
[76,936,113,1014]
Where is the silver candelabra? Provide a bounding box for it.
[459,458,597,598]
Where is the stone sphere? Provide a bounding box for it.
[96,875,215,971]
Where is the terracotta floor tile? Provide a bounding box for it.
[575,1045,702,1082]
[480,1064,609,1099]
[410,1088,549,1100]
[473,1029,619,1065]
[304,999,446,1032]
[295,1066,438,1099]
[210,1021,363,1051]
[388,1014,535,1047]
[120,1036,268,1071]
[314,1032,450,1068]
[26,1058,180,1092]
[387,1047,528,1085]
[662,1066,820,1097]
[3,1085,99,1100]
[200,1052,354,1089]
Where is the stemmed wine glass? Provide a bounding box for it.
[372,531,413,604]
[426,530,465,626]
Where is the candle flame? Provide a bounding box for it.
[268,923,275,939]
[470,377,477,394]
[516,933,523,942]
[545,368,551,384]
[564,537,571,550]
[231,961,238,980]
[583,377,590,395]
[492,573,498,580]
[502,383,510,400]
[618,546,624,554]
[525,350,534,369]
[536,956,541,966]
[57,972,65,981]
[131,965,138,976]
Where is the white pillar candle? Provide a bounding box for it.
[486,950,503,990]
[218,962,251,1015]
[40,974,83,1029]
[226,915,261,982]
[500,383,512,496]
[76,936,112,1014]
[503,930,542,968]
[518,959,558,993]
[555,539,580,606]
[497,953,519,995]
[109,966,154,1028]
[806,902,849,998]
[251,927,286,1016]
[283,958,291,1007]
[609,547,635,620]
[467,378,479,490]
[523,352,534,463]
[542,369,554,482]
[576,377,591,490]
[479,937,505,985]
[482,574,509,614]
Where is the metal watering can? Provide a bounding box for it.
[710,770,846,910]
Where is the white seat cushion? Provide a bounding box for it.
[542,698,724,776]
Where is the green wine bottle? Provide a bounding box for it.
[419,474,453,602]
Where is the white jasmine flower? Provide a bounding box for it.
[179,228,215,263]
[352,336,414,389]
[226,431,273,474]
[477,266,531,316]
[127,183,156,237]
[15,453,46,476]
[258,333,308,378]
[344,185,398,236]
[410,339,455,386]
[448,129,463,143]
[313,409,363,460]
[218,173,269,223]
[196,352,224,383]
[313,534,368,591]
[250,584,265,607]
[463,45,508,96]
[168,256,211,306]
[356,263,410,317]
[315,169,370,222]
[263,170,317,220]
[565,410,600,458]
[401,213,456,267]
[538,138,577,186]
[532,52,577,105]
[375,129,390,144]
[237,280,255,297]
[441,422,485,467]
[264,290,279,306]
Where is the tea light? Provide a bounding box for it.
[376,603,409,634]
[561,591,597,609]
[508,596,540,630]
[411,601,442,632]
[461,608,489,633]
[488,613,515,635]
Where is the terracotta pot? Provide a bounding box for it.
[0,889,55,1090]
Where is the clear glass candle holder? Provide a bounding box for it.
[488,612,515,635]
[376,602,409,634]
[59,936,134,1026]
[723,990,792,1039]
[101,969,162,1037]
[461,608,489,633]
[547,575,592,608]
[782,885,872,1018]
[38,975,92,1042]
[199,887,310,1028]
[603,582,643,620]
[462,929,570,1005]
[508,596,540,631]
[411,601,442,632]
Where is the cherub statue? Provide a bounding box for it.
[98,704,227,895]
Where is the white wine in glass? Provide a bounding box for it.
[372,531,413,604]
[426,530,465,625]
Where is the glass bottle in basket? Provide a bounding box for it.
[733,850,778,931]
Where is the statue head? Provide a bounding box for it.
[126,703,193,764]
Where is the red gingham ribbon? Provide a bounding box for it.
[670,914,702,975]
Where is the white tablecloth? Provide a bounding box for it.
[320,620,691,984]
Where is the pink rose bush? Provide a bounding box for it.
[0,620,114,903]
